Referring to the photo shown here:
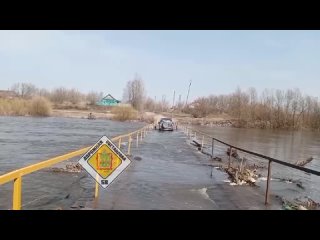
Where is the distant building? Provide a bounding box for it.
[97,94,121,106]
[0,90,17,99]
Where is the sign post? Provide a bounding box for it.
[78,136,131,189]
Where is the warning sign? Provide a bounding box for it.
[78,136,131,189]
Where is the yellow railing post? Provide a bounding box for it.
[118,137,122,149]
[127,135,132,155]
[95,174,99,198]
[95,182,99,198]
[13,176,22,210]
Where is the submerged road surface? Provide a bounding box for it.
[87,130,281,210]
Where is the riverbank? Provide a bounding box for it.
[170,112,320,131]
[171,112,234,127]
[51,109,113,119]
[0,104,161,125]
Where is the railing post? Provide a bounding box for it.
[95,174,99,198]
[239,157,244,173]
[13,176,22,210]
[201,135,204,151]
[228,147,232,168]
[127,135,132,155]
[211,138,214,159]
[194,132,197,140]
[140,131,143,141]
[136,133,139,147]
[265,160,272,205]
[118,138,122,149]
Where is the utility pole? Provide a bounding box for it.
[172,90,176,109]
[185,80,192,107]
[162,95,166,112]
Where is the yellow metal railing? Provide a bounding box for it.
[0,124,153,210]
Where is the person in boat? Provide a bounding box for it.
[88,112,95,119]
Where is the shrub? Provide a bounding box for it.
[10,99,29,115]
[111,105,137,121]
[28,96,52,117]
[0,99,29,116]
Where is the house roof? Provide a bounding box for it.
[101,94,120,102]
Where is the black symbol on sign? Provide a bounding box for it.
[101,180,108,185]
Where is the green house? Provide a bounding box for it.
[97,94,121,106]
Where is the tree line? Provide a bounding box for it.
[188,87,320,130]
[10,81,320,130]
[11,83,103,106]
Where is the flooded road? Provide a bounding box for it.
[0,116,145,209]
[0,116,319,209]
[88,130,281,210]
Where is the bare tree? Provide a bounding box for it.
[248,87,257,120]
[49,87,85,105]
[50,87,67,104]
[86,91,101,105]
[275,89,284,128]
[37,88,51,98]
[11,83,37,99]
[123,75,146,111]
[190,97,210,118]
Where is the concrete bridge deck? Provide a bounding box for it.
[86,130,281,210]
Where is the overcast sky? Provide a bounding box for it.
[0,30,319,101]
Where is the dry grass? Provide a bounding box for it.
[0,98,29,116]
[111,105,137,121]
[139,112,157,123]
[28,96,52,116]
[0,97,52,117]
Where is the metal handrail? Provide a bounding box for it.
[190,128,320,176]
[0,124,153,210]
[183,126,320,205]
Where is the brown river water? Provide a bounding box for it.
[191,125,320,204]
[0,116,145,209]
[0,116,319,209]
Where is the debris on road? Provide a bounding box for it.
[227,147,239,158]
[278,196,320,210]
[295,157,314,167]
[212,156,222,161]
[225,167,258,186]
[48,163,82,173]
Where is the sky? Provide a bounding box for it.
[0,30,320,102]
